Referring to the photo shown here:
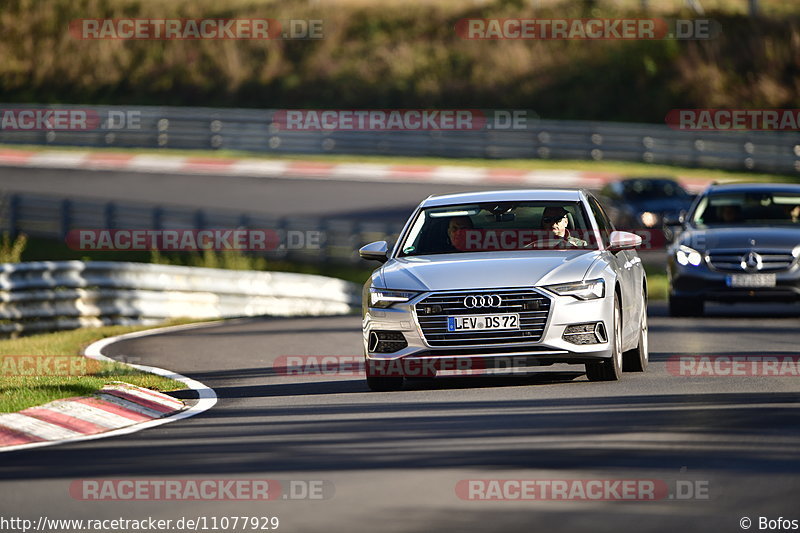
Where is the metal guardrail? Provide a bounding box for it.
[0,104,799,174]
[0,192,405,265]
[0,261,361,336]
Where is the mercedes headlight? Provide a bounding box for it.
[639,211,659,228]
[369,287,419,308]
[545,279,605,300]
[676,245,703,266]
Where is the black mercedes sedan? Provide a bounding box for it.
[667,183,800,316]
[599,177,694,230]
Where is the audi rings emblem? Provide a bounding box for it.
[463,294,502,308]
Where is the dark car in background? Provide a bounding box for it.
[600,177,694,230]
[667,183,800,316]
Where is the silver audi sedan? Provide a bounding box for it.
[359,189,649,391]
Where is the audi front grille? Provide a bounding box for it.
[414,288,551,347]
[707,249,796,273]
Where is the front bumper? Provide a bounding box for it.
[667,256,800,302]
[362,288,614,376]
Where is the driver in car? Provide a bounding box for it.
[540,206,588,248]
[445,216,474,251]
[789,204,800,223]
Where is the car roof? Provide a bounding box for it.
[705,182,800,194]
[420,189,587,208]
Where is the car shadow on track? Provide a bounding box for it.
[4,390,800,479]
[184,367,589,398]
[648,301,800,318]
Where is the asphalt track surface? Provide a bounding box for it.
[0,166,500,223]
[1,302,799,533]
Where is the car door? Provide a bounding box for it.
[588,195,640,347]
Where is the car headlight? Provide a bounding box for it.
[676,245,703,266]
[369,287,419,308]
[545,279,605,300]
[639,211,659,228]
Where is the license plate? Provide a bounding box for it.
[447,313,520,332]
[727,274,776,288]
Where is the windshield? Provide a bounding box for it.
[622,179,689,200]
[691,192,800,227]
[398,201,600,256]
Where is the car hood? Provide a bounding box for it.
[679,227,800,251]
[379,250,603,291]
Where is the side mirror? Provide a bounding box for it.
[359,241,389,263]
[608,231,642,252]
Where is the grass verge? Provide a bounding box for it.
[0,320,201,413]
[645,263,669,301]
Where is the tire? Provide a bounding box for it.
[668,294,704,317]
[365,356,404,392]
[623,292,648,372]
[585,293,623,382]
[366,376,404,392]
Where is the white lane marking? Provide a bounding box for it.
[229,159,290,176]
[0,413,83,441]
[27,152,90,167]
[429,166,487,183]
[329,164,392,180]
[126,155,187,172]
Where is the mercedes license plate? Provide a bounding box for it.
[727,274,776,288]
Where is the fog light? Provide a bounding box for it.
[563,322,607,345]
[368,330,408,353]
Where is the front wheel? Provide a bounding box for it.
[365,357,404,391]
[668,294,704,317]
[585,293,623,382]
[366,376,404,392]
[623,292,648,372]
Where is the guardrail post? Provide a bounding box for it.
[104,202,116,230]
[60,199,72,239]
[152,206,163,231]
[194,209,206,230]
[275,217,288,260]
[8,195,20,239]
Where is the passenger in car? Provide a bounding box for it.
[717,204,742,223]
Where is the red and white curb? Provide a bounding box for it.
[0,148,710,192]
[0,383,184,447]
[0,321,219,453]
